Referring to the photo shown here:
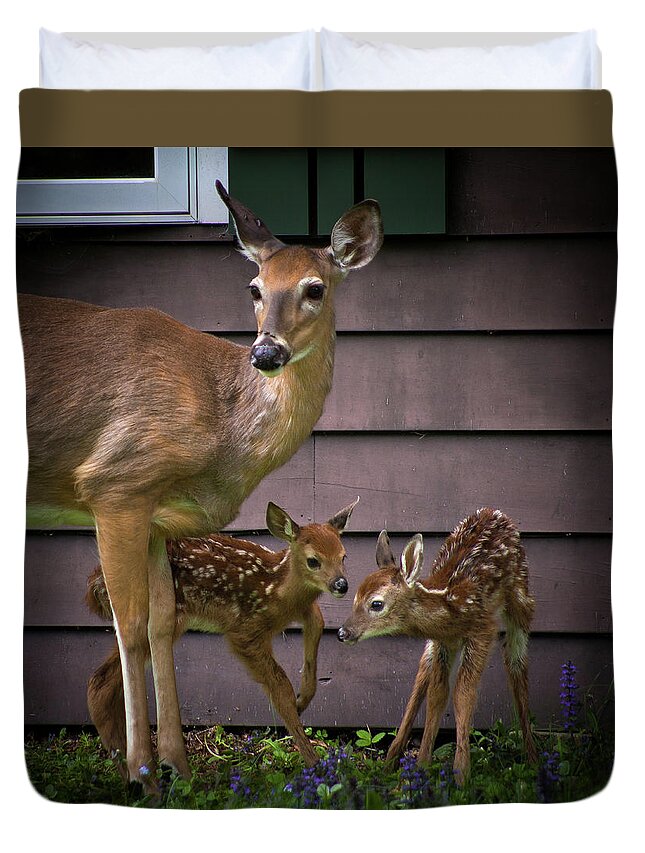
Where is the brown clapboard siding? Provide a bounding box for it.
[16,234,616,332]
[23,629,613,729]
[23,432,611,540]
[24,532,612,634]
[446,148,617,235]
[320,333,612,432]
[314,433,612,534]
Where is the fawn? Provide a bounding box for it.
[338,507,537,782]
[20,182,382,792]
[86,498,358,771]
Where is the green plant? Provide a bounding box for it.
[354,727,387,749]
[24,660,613,809]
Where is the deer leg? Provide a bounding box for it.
[93,503,157,793]
[452,625,497,784]
[417,642,455,764]
[386,640,434,765]
[296,603,324,714]
[502,611,537,765]
[229,637,319,767]
[147,535,190,779]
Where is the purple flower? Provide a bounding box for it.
[286,748,347,808]
[399,754,433,807]
[559,660,581,731]
[537,749,561,803]
[229,768,251,798]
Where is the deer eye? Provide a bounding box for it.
[248,284,262,301]
[305,283,325,301]
[370,599,385,612]
[307,556,321,570]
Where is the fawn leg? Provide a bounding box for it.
[502,613,537,764]
[147,535,190,779]
[87,642,128,777]
[387,640,435,765]
[93,502,157,793]
[230,636,319,766]
[297,603,324,714]
[452,625,497,784]
[417,642,455,764]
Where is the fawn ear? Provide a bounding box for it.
[376,529,396,568]
[400,534,424,588]
[266,502,300,543]
[328,199,383,271]
[216,181,285,266]
[328,496,360,534]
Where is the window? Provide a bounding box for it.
[16,147,228,225]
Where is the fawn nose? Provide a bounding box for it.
[337,625,352,643]
[330,576,348,597]
[250,335,291,374]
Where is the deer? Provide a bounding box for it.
[86,498,358,773]
[338,507,537,783]
[19,180,383,794]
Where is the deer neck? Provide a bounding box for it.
[274,558,320,611]
[408,585,453,639]
[234,321,335,471]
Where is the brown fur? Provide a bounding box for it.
[86,500,358,771]
[21,184,382,792]
[339,508,537,782]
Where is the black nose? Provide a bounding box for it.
[337,625,350,642]
[331,576,348,596]
[250,340,290,372]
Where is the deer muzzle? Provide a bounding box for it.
[250,334,291,376]
[329,576,349,598]
[337,623,358,644]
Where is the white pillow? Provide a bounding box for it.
[39,29,316,90]
[321,30,600,90]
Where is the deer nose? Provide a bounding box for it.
[250,336,290,373]
[337,625,352,642]
[330,576,348,597]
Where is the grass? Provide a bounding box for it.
[24,691,613,809]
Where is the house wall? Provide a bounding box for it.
[19,147,616,732]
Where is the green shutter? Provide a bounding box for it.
[227,148,446,237]
[363,148,445,235]
[316,148,354,236]
[227,148,309,236]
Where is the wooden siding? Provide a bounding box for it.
[19,147,616,733]
[25,532,612,634]
[16,235,616,332]
[25,630,613,730]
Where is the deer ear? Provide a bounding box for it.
[216,181,285,265]
[328,199,384,271]
[265,502,300,543]
[328,496,360,534]
[376,529,396,568]
[400,534,424,588]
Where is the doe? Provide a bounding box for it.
[338,507,537,782]
[20,183,382,792]
[86,498,358,770]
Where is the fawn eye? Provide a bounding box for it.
[305,283,325,301]
[248,284,262,301]
[370,599,385,612]
[307,556,321,570]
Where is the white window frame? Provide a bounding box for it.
[16,147,228,226]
